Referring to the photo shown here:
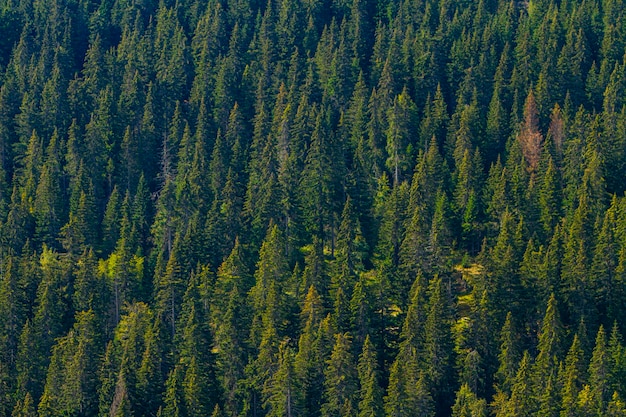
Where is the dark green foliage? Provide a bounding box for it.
[0,0,625,414]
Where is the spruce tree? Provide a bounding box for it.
[321,333,358,417]
[357,335,383,417]
[264,340,303,417]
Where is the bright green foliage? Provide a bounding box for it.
[98,303,157,416]
[73,249,108,325]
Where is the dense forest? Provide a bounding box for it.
[1,0,626,415]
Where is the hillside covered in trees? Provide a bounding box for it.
[1,0,626,415]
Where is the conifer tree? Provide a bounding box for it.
[321,332,358,417]
[538,155,562,237]
[357,335,383,417]
[163,365,185,417]
[249,224,291,347]
[72,248,108,328]
[589,325,610,415]
[496,312,520,395]
[33,130,66,248]
[498,351,534,417]
[264,340,303,417]
[560,334,587,417]
[452,384,487,417]
[592,197,620,325]
[0,255,27,372]
[177,270,219,416]
[385,87,417,185]
[295,286,326,416]
[37,310,100,416]
[425,276,455,410]
[533,294,563,391]
[384,274,428,417]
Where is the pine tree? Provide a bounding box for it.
[487,209,523,321]
[16,247,71,402]
[536,368,560,417]
[11,388,34,417]
[163,365,185,417]
[154,237,185,338]
[425,276,455,410]
[249,224,291,348]
[498,352,534,417]
[244,98,281,245]
[561,334,587,417]
[178,271,220,416]
[295,286,326,416]
[212,238,252,322]
[533,294,563,392]
[214,283,248,416]
[301,105,343,244]
[101,186,121,255]
[136,318,165,417]
[592,197,620,326]
[0,255,27,373]
[301,238,329,301]
[33,130,66,248]
[485,56,509,162]
[332,197,368,297]
[420,85,449,152]
[72,248,108,327]
[589,326,610,415]
[103,303,157,417]
[452,384,487,417]
[264,339,303,417]
[496,312,521,395]
[384,274,428,417]
[321,332,358,417]
[357,335,383,417]
[608,322,626,400]
[37,310,100,416]
[538,156,562,237]
[483,157,507,226]
[385,87,418,185]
